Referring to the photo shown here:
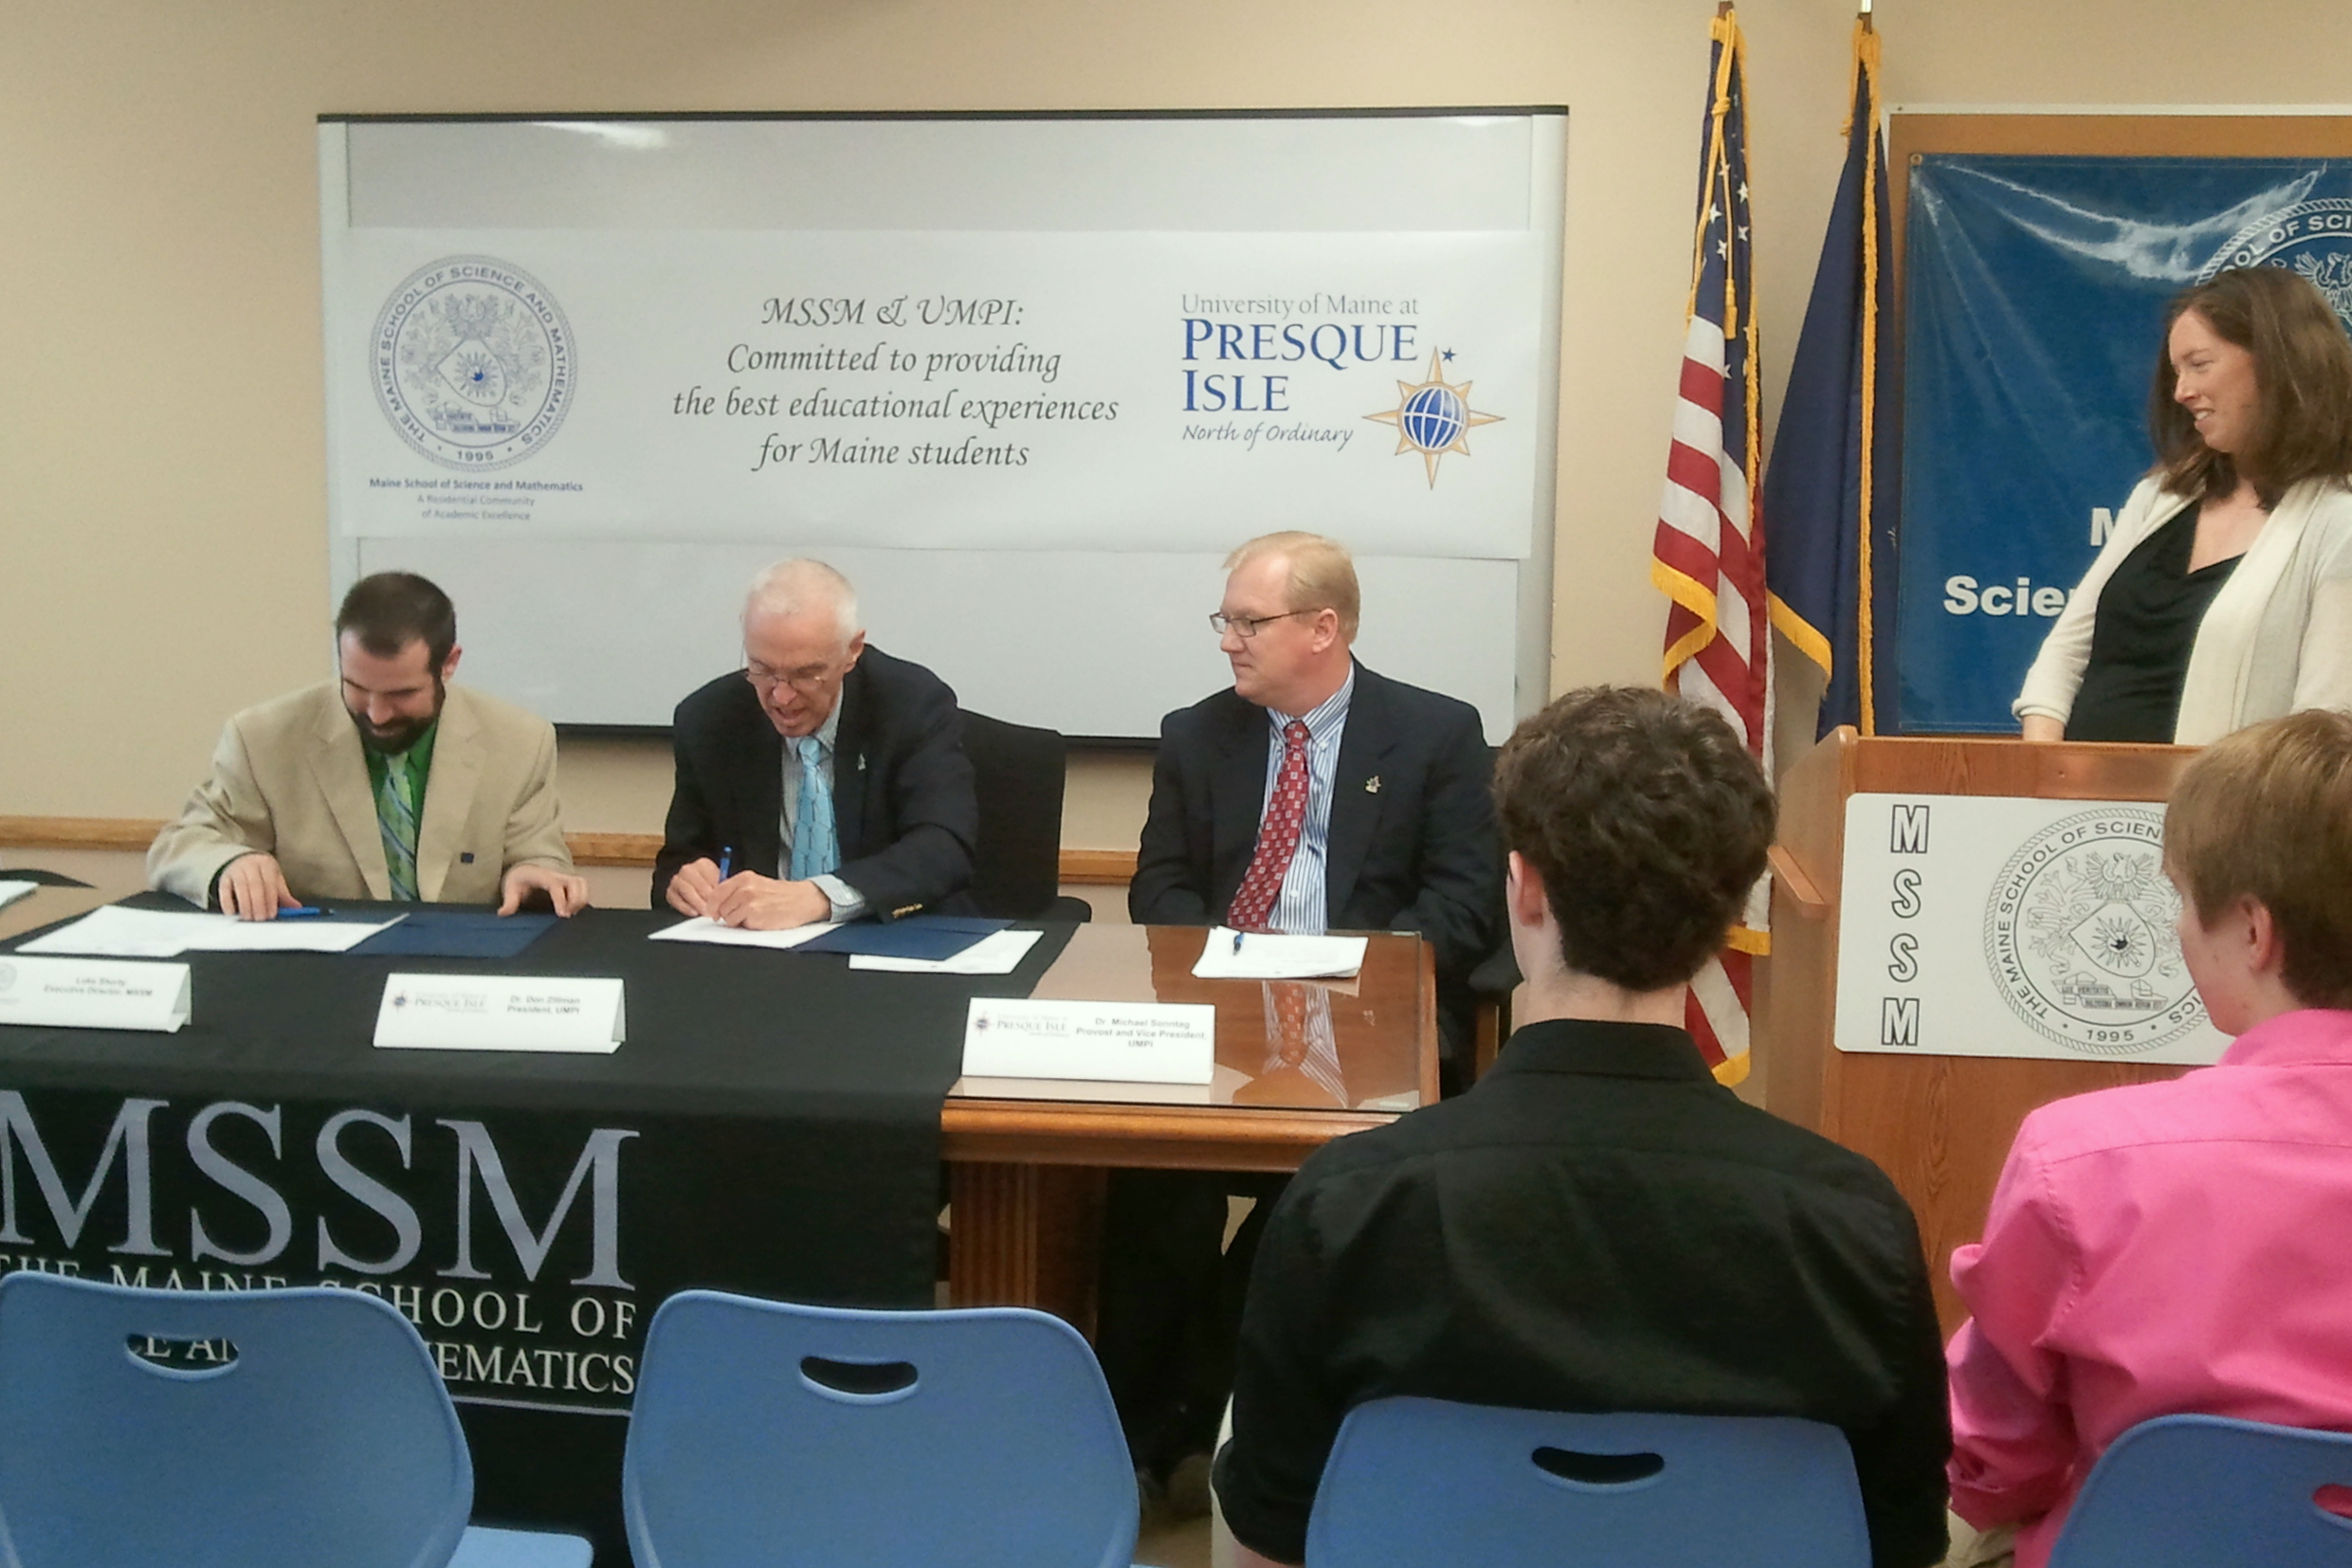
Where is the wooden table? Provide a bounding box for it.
[942,924,1438,1330]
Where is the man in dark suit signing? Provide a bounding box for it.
[1109,531,1502,1515]
[654,558,976,926]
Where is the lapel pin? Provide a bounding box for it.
[460,852,475,864]
[1364,775,1381,793]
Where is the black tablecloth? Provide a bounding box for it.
[0,899,1074,1561]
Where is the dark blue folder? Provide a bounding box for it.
[346,911,557,959]
[795,916,1009,962]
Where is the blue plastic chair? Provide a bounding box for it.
[1303,1396,1869,1568]
[2047,1413,2352,1567]
[622,1291,1139,1568]
[0,1272,588,1568]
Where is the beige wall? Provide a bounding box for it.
[6,0,2350,846]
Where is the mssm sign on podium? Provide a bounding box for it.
[1835,795,2229,1067]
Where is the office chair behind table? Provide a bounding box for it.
[624,1291,1140,1568]
[1304,1396,1870,1568]
[960,707,1091,921]
[0,1271,587,1568]
[2046,1413,2352,1568]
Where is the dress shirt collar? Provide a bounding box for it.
[1267,662,1355,744]
[801,696,843,757]
[2218,1007,2352,1069]
[1484,1016,1719,1085]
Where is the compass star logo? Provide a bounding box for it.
[1365,351,1502,487]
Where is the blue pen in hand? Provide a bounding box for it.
[717,847,734,881]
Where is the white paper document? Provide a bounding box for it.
[0,956,191,1032]
[1191,927,1367,980]
[647,917,842,950]
[0,882,36,911]
[18,904,399,958]
[850,930,1045,975]
[962,996,1215,1085]
[373,975,626,1053]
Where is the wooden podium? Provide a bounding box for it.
[1761,730,2200,1331]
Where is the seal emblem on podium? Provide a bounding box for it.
[1981,807,2206,1056]
[372,256,575,471]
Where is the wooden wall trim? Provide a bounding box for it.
[0,815,1140,884]
[0,816,163,851]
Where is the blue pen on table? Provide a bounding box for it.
[280,906,329,919]
[1231,929,1246,954]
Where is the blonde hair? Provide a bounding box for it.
[1223,531,1359,640]
[742,558,861,644]
[2165,708,2352,1009]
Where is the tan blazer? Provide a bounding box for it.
[148,682,574,906]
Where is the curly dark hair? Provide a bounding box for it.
[1493,686,1775,992]
[2149,266,2352,507]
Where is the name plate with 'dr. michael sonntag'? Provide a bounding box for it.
[373,974,626,1053]
[962,997,1215,1085]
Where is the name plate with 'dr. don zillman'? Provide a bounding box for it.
[374,975,626,1053]
[0,957,191,1032]
[1833,793,2230,1066]
[962,997,1216,1085]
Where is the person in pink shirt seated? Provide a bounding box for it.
[1945,707,2352,1568]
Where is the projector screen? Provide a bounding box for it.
[319,110,1565,739]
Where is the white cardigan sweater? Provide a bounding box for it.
[2014,474,2352,744]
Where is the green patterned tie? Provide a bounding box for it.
[379,757,420,902]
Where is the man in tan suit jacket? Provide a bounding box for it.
[148,573,587,919]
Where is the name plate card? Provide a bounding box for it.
[0,957,191,1033]
[963,997,1215,1085]
[374,975,626,1054]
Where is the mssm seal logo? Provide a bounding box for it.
[373,257,574,470]
[1981,808,2205,1056]
[2202,198,2352,332]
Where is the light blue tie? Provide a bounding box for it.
[790,735,839,881]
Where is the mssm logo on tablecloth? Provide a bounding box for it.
[373,257,574,470]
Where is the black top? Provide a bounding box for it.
[2069,503,2244,743]
[1212,1018,1952,1568]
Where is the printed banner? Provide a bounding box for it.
[1835,793,2229,1065]
[1898,155,2352,731]
[329,230,1544,559]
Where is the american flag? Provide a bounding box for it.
[1650,5,1772,1085]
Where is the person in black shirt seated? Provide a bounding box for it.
[1213,686,1951,1568]
[2015,265,2352,744]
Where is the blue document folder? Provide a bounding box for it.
[346,911,557,959]
[796,916,1009,962]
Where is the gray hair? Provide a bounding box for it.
[742,558,862,644]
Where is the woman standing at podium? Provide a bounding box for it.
[2015,266,2352,744]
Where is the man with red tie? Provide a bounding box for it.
[1111,531,1503,1515]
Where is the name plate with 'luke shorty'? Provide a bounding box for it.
[374,975,626,1053]
[0,957,191,1032]
[962,996,1215,1085]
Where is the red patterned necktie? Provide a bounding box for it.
[1228,719,1311,930]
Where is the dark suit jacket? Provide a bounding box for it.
[1129,662,1502,1047]
[652,646,978,920]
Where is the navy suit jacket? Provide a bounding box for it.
[1129,662,1502,1045]
[652,646,977,919]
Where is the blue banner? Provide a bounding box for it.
[1898,155,2352,732]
